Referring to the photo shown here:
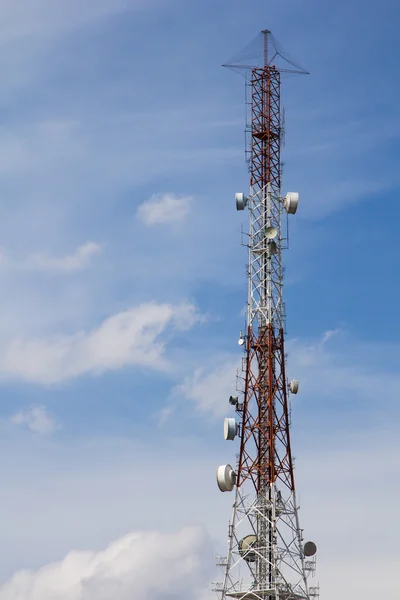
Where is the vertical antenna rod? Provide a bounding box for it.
[214,29,319,600]
[263,29,269,67]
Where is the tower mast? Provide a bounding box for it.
[214,30,318,600]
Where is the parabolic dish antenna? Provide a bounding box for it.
[303,541,317,557]
[265,226,278,239]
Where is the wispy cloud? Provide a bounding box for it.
[0,0,153,43]
[137,193,193,226]
[173,358,240,419]
[0,242,102,273]
[25,242,102,272]
[286,330,400,406]
[1,302,202,384]
[10,405,58,435]
[284,106,400,220]
[154,404,177,428]
[173,328,400,428]
[0,0,163,98]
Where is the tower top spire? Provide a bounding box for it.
[222,29,309,74]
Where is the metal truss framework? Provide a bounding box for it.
[214,31,318,600]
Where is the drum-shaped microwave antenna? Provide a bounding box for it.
[224,418,238,440]
[216,464,236,492]
[284,192,299,214]
[235,192,248,211]
[289,379,299,394]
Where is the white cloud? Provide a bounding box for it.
[24,242,102,272]
[10,405,58,435]
[0,526,210,600]
[0,242,102,273]
[137,193,193,226]
[320,328,340,345]
[174,358,240,418]
[1,302,201,384]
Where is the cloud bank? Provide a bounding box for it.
[0,526,210,600]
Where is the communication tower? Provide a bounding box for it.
[213,30,319,600]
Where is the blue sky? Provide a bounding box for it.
[0,0,398,599]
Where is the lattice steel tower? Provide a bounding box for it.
[213,30,319,600]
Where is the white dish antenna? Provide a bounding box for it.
[303,541,317,557]
[238,330,245,346]
[224,418,238,440]
[289,379,299,394]
[284,192,299,214]
[216,464,236,492]
[265,226,277,239]
[235,192,248,211]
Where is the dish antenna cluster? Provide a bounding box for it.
[212,28,319,600]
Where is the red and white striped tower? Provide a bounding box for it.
[214,30,319,600]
